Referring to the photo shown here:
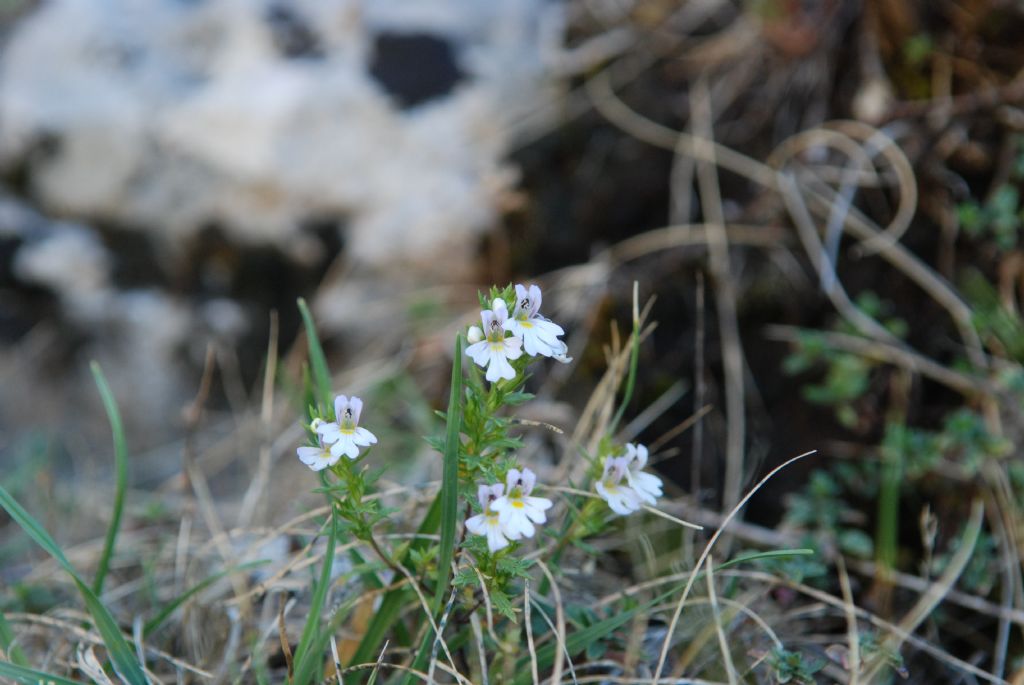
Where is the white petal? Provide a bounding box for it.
[525,495,552,512]
[514,283,528,304]
[330,435,359,459]
[467,325,484,344]
[532,318,565,341]
[297,446,323,465]
[334,395,349,421]
[486,525,509,552]
[524,327,540,356]
[316,422,341,444]
[465,514,487,536]
[524,505,548,524]
[504,469,523,492]
[489,350,516,381]
[519,468,537,493]
[528,284,542,315]
[491,298,508,323]
[349,396,364,425]
[466,340,491,367]
[354,427,377,446]
[504,337,523,359]
[490,496,511,514]
[501,510,534,539]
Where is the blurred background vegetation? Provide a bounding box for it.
[3,0,1024,682]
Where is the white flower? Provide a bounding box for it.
[623,443,663,505]
[467,325,484,344]
[465,298,523,382]
[491,467,552,540]
[550,339,573,364]
[595,456,642,515]
[503,284,566,358]
[316,395,378,460]
[296,440,338,472]
[465,483,510,552]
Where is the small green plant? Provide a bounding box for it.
[960,185,1023,251]
[959,136,1024,251]
[766,646,826,684]
[784,292,906,428]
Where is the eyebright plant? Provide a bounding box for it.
[291,283,671,679]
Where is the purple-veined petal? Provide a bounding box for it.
[334,395,349,422]
[348,396,364,424]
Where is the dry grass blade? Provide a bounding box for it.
[278,594,294,680]
[524,580,540,685]
[729,570,1008,684]
[704,557,738,685]
[535,560,568,685]
[864,499,986,682]
[836,555,861,685]
[237,309,279,528]
[691,76,746,519]
[651,450,816,683]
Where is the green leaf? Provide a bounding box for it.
[297,298,333,415]
[840,528,875,559]
[452,568,478,588]
[89,362,129,598]
[0,484,148,684]
[433,333,463,614]
[0,660,82,685]
[491,589,516,622]
[292,509,339,684]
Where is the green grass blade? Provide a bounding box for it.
[292,508,339,685]
[401,335,464,685]
[89,362,129,598]
[0,659,82,685]
[0,484,148,684]
[297,298,333,414]
[433,333,463,614]
[717,548,815,571]
[0,611,28,666]
[143,560,269,637]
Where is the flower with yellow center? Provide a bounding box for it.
[503,283,566,358]
[316,394,378,460]
[490,467,552,540]
[465,483,510,552]
[595,455,642,515]
[465,298,523,382]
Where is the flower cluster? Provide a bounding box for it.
[466,283,569,382]
[295,285,569,557]
[595,443,663,515]
[466,468,552,552]
[296,394,377,471]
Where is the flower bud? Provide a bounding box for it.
[467,325,484,344]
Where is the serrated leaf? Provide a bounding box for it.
[490,589,516,622]
[452,568,478,588]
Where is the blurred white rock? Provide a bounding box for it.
[0,0,561,269]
